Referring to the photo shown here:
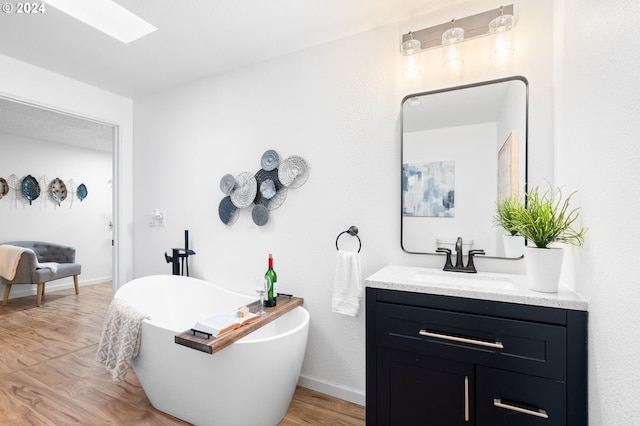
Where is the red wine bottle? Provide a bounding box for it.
[264,253,277,307]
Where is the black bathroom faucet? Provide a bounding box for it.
[164,230,196,276]
[436,237,485,273]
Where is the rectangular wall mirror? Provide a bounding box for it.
[401,76,528,259]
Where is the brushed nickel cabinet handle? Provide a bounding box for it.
[493,398,549,419]
[464,376,470,422]
[419,330,504,349]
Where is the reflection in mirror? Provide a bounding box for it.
[401,76,528,259]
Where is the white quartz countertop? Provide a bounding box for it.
[365,265,588,311]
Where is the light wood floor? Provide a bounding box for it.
[0,282,365,425]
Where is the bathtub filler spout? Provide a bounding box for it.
[164,229,195,276]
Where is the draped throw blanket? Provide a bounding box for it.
[0,244,29,280]
[36,262,58,273]
[96,298,149,382]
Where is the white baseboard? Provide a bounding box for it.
[297,374,365,407]
[4,276,112,300]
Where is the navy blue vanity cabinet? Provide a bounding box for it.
[366,287,587,425]
[377,347,474,425]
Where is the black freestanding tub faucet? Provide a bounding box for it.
[164,230,196,276]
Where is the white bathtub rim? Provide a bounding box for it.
[116,274,253,302]
[115,274,310,345]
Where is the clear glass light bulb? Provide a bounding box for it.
[489,13,514,60]
[442,26,464,69]
[401,37,422,77]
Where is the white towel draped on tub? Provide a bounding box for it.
[332,250,363,317]
[96,298,149,382]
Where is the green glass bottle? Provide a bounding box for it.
[264,253,277,307]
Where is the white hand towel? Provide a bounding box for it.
[332,250,362,317]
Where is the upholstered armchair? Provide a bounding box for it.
[0,241,81,307]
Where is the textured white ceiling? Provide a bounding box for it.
[0,97,115,152]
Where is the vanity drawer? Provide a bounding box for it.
[376,303,567,380]
[476,366,566,425]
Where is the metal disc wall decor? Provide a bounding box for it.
[218,151,308,225]
[77,183,88,202]
[50,178,68,206]
[0,177,8,199]
[260,179,276,199]
[278,155,309,188]
[219,174,236,195]
[252,204,269,226]
[230,172,257,208]
[219,196,239,225]
[255,168,283,190]
[260,150,279,171]
[266,187,288,211]
[22,174,40,205]
[254,168,283,206]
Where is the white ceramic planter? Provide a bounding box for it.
[524,246,564,293]
[502,234,525,258]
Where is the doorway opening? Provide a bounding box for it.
[0,96,118,297]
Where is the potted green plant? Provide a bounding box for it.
[511,186,586,292]
[493,196,525,258]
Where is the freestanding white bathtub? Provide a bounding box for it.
[114,275,310,426]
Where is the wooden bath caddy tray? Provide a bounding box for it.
[175,296,303,355]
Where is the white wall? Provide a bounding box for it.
[0,134,112,292]
[554,0,640,424]
[133,0,555,403]
[0,53,134,289]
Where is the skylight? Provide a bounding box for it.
[44,0,157,44]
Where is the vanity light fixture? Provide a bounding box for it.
[441,19,465,69]
[401,31,422,78]
[400,5,515,73]
[489,5,515,60]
